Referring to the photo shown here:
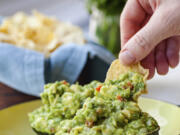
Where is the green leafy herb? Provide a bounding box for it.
[86,0,127,16]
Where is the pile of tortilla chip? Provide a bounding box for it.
[0,11,85,56]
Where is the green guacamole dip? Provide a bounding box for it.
[29,72,159,135]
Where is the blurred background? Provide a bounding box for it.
[1,0,91,109]
[0,0,89,32]
[0,0,179,110]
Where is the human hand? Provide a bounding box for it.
[119,0,180,79]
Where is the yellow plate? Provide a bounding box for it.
[0,97,180,135]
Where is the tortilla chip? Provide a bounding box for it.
[105,59,149,82]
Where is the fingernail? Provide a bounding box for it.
[119,50,136,65]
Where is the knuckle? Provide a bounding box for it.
[133,34,151,51]
[120,14,127,27]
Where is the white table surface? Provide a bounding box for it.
[144,65,180,105]
[0,0,180,105]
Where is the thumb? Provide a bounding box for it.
[119,9,176,65]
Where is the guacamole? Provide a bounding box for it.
[29,72,159,135]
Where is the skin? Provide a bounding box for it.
[119,0,180,79]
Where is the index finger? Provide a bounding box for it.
[120,0,146,47]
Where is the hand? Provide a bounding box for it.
[119,0,180,79]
